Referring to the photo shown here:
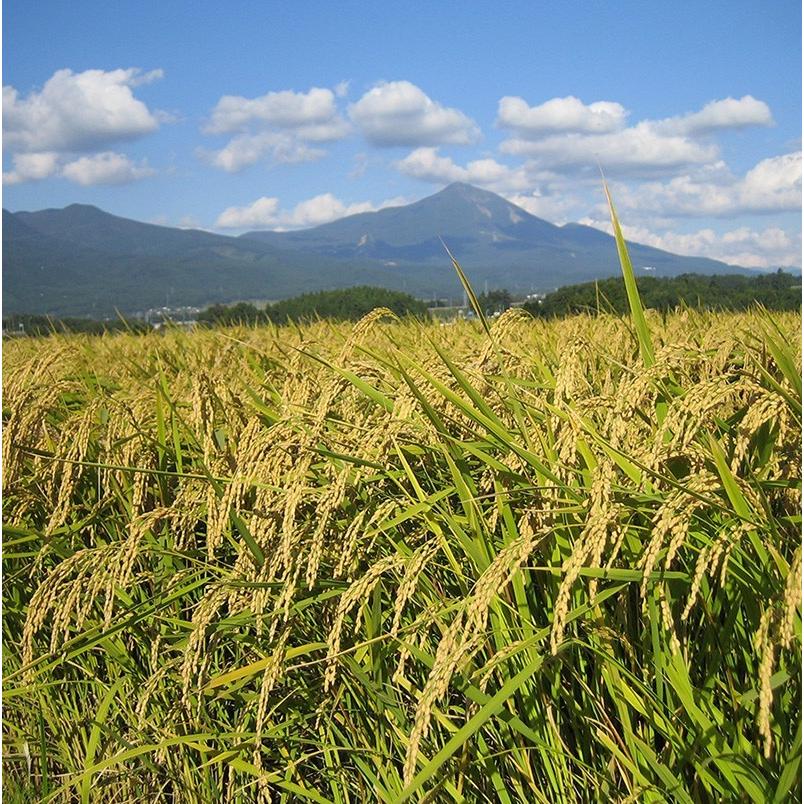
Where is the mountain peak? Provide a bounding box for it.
[63,203,104,212]
[442,181,476,192]
[37,202,107,219]
[439,181,496,199]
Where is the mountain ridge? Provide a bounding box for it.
[3,183,757,317]
[236,181,745,277]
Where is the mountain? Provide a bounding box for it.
[242,182,563,261]
[3,205,399,316]
[241,182,744,284]
[4,185,750,317]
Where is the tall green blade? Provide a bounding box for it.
[603,178,655,368]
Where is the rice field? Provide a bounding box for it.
[2,288,801,801]
[1,192,800,803]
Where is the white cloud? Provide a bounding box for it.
[3,149,155,186]
[655,95,773,136]
[205,87,348,137]
[395,147,529,192]
[2,151,61,184]
[395,147,465,182]
[200,132,326,172]
[497,95,628,136]
[739,152,801,211]
[280,193,376,228]
[216,197,281,229]
[497,94,775,178]
[203,86,349,172]
[2,67,164,186]
[614,152,802,216]
[579,216,800,269]
[504,191,583,223]
[334,80,350,98]
[215,193,407,230]
[60,152,155,186]
[349,81,480,147]
[394,147,595,222]
[501,123,718,176]
[4,68,163,154]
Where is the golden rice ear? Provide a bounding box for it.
[4,298,800,801]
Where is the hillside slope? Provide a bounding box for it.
[4,184,750,316]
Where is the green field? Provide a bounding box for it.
[3,295,801,800]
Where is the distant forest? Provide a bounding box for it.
[3,272,800,336]
[198,271,803,324]
[198,286,429,325]
[523,270,801,317]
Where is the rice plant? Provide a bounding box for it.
[2,217,801,800]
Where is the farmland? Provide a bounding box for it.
[3,297,801,801]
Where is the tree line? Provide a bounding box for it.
[197,286,429,325]
[523,270,800,317]
[4,272,799,337]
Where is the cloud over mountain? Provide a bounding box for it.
[205,87,347,136]
[4,68,163,154]
[2,66,796,272]
[2,152,61,185]
[349,81,480,147]
[497,95,628,135]
[581,216,800,269]
[60,152,156,186]
[497,95,776,178]
[215,193,406,229]
[202,86,350,172]
[614,152,802,216]
[500,123,719,176]
[395,147,529,192]
[2,67,163,185]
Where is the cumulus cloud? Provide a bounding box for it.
[203,86,349,171]
[2,67,164,186]
[395,147,529,192]
[739,152,801,210]
[501,123,718,176]
[215,193,407,230]
[614,152,801,216]
[278,194,377,228]
[504,191,584,223]
[395,147,465,182]
[2,152,61,185]
[497,95,628,136]
[3,149,155,186]
[199,132,326,172]
[393,147,592,221]
[205,87,348,137]
[216,197,281,229]
[579,216,800,269]
[60,152,156,186]
[497,94,776,178]
[4,68,163,154]
[655,95,773,136]
[349,81,480,147]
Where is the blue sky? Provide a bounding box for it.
[3,0,801,268]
